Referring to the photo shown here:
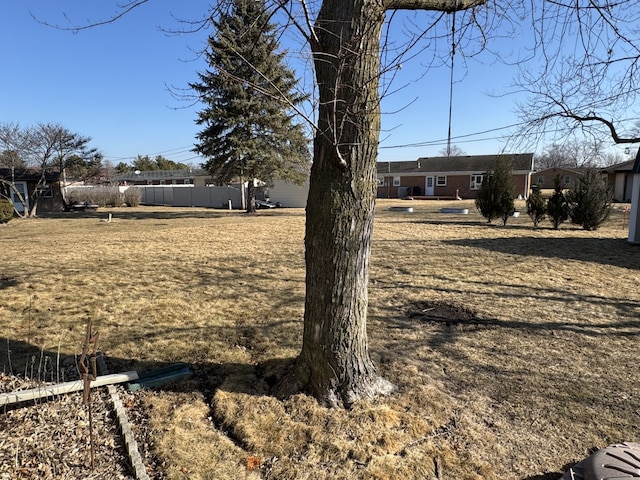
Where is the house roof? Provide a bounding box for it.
[533,166,589,176]
[0,168,60,182]
[377,153,535,175]
[600,159,637,173]
[113,168,210,182]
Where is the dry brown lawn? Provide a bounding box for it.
[1,200,639,480]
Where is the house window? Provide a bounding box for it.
[184,179,191,185]
[563,175,571,185]
[436,176,447,186]
[393,176,401,186]
[160,180,166,185]
[537,177,544,185]
[470,174,484,190]
[35,184,53,197]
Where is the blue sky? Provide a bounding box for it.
[1,2,623,165]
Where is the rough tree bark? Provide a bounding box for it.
[295,0,487,407]
[247,180,256,214]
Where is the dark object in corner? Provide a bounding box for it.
[561,442,640,479]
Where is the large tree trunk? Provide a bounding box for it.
[247,180,256,214]
[296,0,394,408]
[295,0,487,407]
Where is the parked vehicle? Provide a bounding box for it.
[255,199,282,209]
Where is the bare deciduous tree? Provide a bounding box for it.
[535,139,610,170]
[438,144,466,157]
[0,123,34,217]
[27,123,97,216]
[0,122,97,217]
[513,0,640,148]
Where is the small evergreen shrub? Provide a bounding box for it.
[475,157,515,224]
[566,168,612,231]
[499,190,516,226]
[547,176,569,230]
[475,175,500,223]
[0,198,14,223]
[526,188,547,227]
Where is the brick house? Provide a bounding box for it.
[377,153,535,200]
[533,163,636,202]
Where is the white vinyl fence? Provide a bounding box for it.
[140,186,243,209]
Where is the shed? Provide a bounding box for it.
[0,168,64,215]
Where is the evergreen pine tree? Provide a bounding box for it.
[566,168,612,230]
[526,187,547,227]
[191,0,309,213]
[475,174,499,223]
[547,176,569,229]
[499,190,516,226]
[475,157,515,224]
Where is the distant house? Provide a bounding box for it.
[600,159,636,203]
[531,167,589,193]
[532,163,636,202]
[377,153,535,199]
[0,168,64,214]
[113,169,213,187]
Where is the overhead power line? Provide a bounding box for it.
[102,145,199,163]
[379,121,530,150]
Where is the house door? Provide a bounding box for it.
[425,176,435,196]
[10,181,28,213]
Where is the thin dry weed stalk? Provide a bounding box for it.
[0,201,638,479]
[79,318,99,470]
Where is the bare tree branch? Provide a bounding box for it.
[384,0,487,11]
[31,0,150,32]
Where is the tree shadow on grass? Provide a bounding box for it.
[372,280,640,360]
[444,236,640,270]
[0,275,19,290]
[40,207,305,222]
[380,215,566,230]
[371,271,640,344]
[369,302,630,480]
[520,472,565,480]
[40,208,232,221]
[376,215,488,228]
